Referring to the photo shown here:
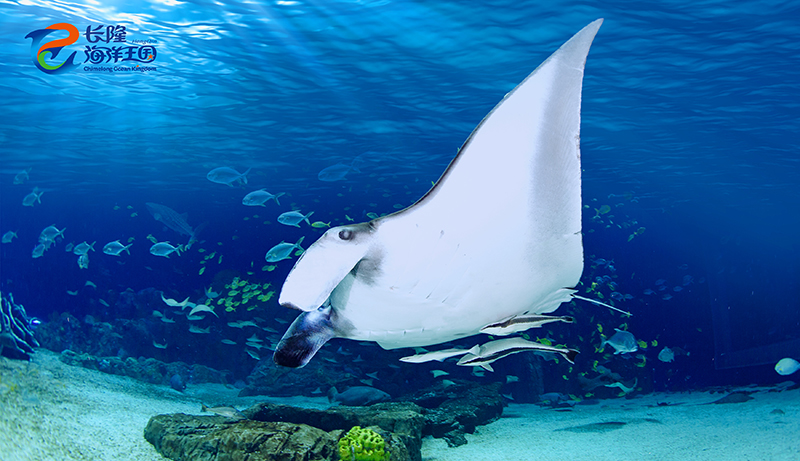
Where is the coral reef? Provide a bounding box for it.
[339,426,390,461]
[0,292,39,361]
[145,382,505,461]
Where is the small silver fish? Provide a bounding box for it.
[657,347,675,363]
[265,236,305,262]
[601,329,638,354]
[13,169,30,185]
[103,240,132,256]
[242,189,285,207]
[77,253,89,269]
[201,404,246,420]
[189,325,210,334]
[22,187,43,206]
[277,210,314,227]
[39,225,65,243]
[204,286,219,299]
[227,320,259,328]
[31,243,46,258]
[318,162,359,182]
[150,242,183,258]
[2,231,17,243]
[207,167,250,187]
[73,241,96,256]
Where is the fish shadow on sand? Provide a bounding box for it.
[556,418,662,433]
[702,391,755,405]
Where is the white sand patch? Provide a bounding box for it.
[0,350,328,461]
[2,350,798,461]
[421,388,800,460]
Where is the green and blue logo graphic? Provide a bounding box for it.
[25,23,158,74]
[25,23,81,74]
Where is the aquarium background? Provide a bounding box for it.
[1,0,798,394]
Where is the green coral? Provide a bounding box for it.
[338,426,390,461]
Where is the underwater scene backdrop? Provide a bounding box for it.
[1,0,799,407]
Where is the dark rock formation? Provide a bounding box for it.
[59,350,230,387]
[144,414,339,461]
[239,357,350,398]
[403,382,504,446]
[145,382,505,460]
[244,402,423,460]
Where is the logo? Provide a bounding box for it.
[25,23,158,75]
[25,23,81,74]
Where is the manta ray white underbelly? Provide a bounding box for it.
[274,19,603,368]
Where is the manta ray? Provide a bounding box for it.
[274,19,604,368]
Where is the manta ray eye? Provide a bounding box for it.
[338,229,353,241]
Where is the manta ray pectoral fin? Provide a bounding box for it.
[273,306,337,368]
[279,224,374,312]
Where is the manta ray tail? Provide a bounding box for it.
[273,307,336,368]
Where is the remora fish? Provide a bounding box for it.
[480,314,575,336]
[456,337,579,371]
[272,20,604,368]
[399,347,474,364]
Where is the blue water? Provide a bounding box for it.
[1,0,799,390]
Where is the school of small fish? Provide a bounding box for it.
[6,163,710,397]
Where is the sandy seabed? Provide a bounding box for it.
[1,350,798,461]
